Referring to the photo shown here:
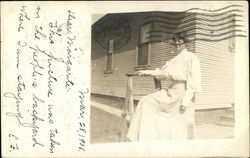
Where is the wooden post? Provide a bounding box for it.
[154,77,162,90]
[119,76,133,142]
[120,73,160,141]
[128,76,134,118]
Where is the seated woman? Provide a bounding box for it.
[127,33,202,141]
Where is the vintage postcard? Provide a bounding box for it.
[1,1,249,157]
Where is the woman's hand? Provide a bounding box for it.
[135,68,165,79]
[179,105,187,114]
[152,68,166,80]
[136,70,154,76]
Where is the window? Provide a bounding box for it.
[105,39,114,73]
[136,23,152,68]
[137,44,149,65]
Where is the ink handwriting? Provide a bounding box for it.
[77,89,89,152]
[18,5,30,32]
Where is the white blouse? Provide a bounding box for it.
[153,48,202,107]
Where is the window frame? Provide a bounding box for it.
[134,23,153,70]
[105,39,114,74]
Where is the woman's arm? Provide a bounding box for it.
[137,69,168,80]
[137,60,170,79]
[180,55,202,113]
[181,90,194,107]
[136,70,156,76]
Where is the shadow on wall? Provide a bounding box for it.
[91,12,186,60]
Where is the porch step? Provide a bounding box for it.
[225,108,235,115]
[217,108,235,127]
[216,121,235,127]
[221,115,234,121]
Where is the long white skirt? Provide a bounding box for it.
[127,84,195,141]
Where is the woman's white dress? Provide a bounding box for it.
[127,49,202,141]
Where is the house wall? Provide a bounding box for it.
[91,12,235,109]
[92,13,152,98]
[194,13,235,109]
[138,12,197,90]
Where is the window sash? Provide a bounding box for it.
[136,23,153,67]
[140,23,152,45]
[106,39,114,70]
[137,44,149,66]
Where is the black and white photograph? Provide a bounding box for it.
[1,1,249,157]
[90,5,246,143]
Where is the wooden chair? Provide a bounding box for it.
[119,73,161,141]
[119,73,195,142]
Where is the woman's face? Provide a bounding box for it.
[175,39,186,51]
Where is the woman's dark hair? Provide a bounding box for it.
[172,32,189,43]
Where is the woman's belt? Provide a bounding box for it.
[172,80,186,84]
[170,80,186,91]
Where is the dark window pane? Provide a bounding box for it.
[106,39,114,70]
[137,44,148,65]
[140,24,151,44]
[106,54,112,70]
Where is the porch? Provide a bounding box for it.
[90,97,234,144]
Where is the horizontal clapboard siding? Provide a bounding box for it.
[195,12,235,108]
[92,49,137,97]
[91,12,235,109]
[91,13,142,98]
